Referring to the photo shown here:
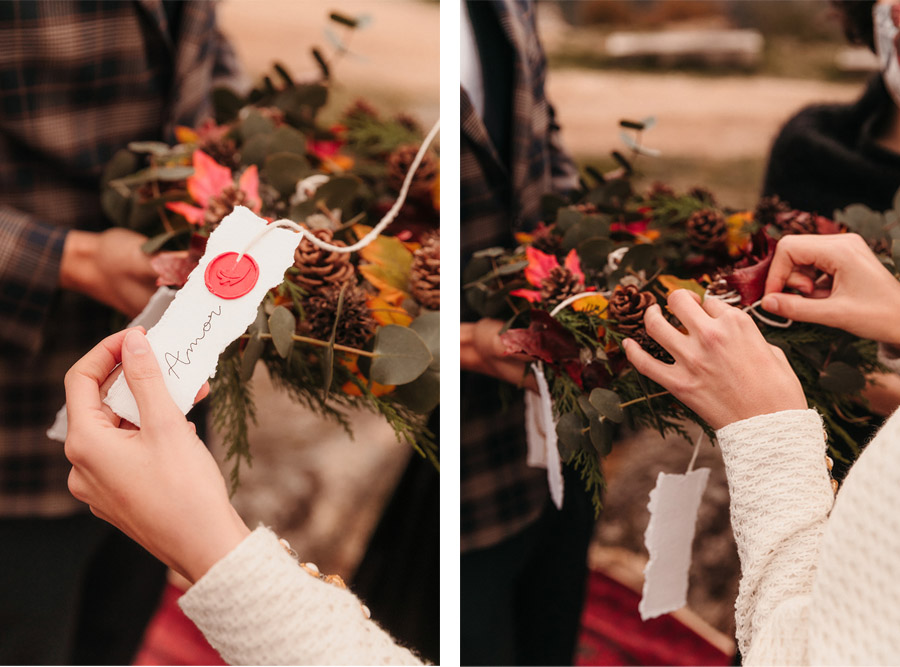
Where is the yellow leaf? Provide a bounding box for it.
[571,294,609,314]
[175,126,199,144]
[657,275,706,298]
[368,295,413,326]
[354,225,414,295]
[515,231,534,245]
[726,212,753,258]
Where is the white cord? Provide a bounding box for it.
[549,290,610,317]
[686,431,704,473]
[235,118,440,263]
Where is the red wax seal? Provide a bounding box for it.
[204,252,259,299]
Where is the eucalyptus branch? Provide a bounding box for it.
[619,391,669,409]
[243,332,376,358]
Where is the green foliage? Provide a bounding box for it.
[210,351,258,493]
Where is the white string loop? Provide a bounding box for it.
[704,288,793,328]
[235,118,440,263]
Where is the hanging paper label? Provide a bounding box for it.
[639,467,710,620]
[104,206,297,426]
[524,362,564,509]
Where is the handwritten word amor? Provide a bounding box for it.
[164,306,222,379]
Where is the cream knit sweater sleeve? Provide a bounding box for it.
[178,526,423,666]
[717,406,900,665]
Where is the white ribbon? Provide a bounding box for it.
[525,362,564,509]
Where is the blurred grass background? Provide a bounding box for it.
[539,0,871,211]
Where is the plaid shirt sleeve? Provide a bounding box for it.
[0,0,229,517]
[461,0,578,552]
[0,208,67,351]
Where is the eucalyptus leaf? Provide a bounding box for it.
[268,306,296,359]
[239,110,276,141]
[578,238,614,271]
[240,334,265,383]
[102,149,141,186]
[265,152,312,197]
[213,87,244,124]
[555,208,584,233]
[410,311,440,370]
[393,367,440,413]
[562,216,611,252]
[472,247,506,259]
[128,141,172,156]
[371,325,432,385]
[590,417,613,456]
[495,260,529,277]
[556,412,586,461]
[618,131,662,157]
[577,395,598,419]
[589,388,624,423]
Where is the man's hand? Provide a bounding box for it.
[60,228,158,318]
[461,318,538,392]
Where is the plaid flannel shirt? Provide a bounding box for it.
[461,0,579,552]
[0,1,238,517]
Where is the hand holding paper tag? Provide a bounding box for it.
[104,207,298,426]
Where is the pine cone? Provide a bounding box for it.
[204,184,251,229]
[346,98,379,119]
[410,232,440,310]
[755,195,791,227]
[386,144,438,199]
[301,284,375,349]
[648,182,676,199]
[539,265,582,304]
[608,284,657,335]
[394,112,421,133]
[291,229,355,294]
[198,136,240,171]
[686,209,728,250]
[774,209,818,235]
[688,186,717,206]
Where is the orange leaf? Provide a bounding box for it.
[726,212,754,258]
[368,295,413,326]
[175,126,200,144]
[657,275,706,298]
[571,294,609,314]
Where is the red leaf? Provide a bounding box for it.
[815,215,844,235]
[151,251,197,287]
[724,233,776,306]
[499,310,581,365]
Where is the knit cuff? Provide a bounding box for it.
[179,526,421,665]
[715,409,834,555]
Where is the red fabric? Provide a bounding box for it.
[575,570,732,666]
[133,582,226,666]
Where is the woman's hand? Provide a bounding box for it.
[623,290,807,430]
[761,233,900,346]
[64,328,250,584]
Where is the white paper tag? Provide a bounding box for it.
[104,206,297,426]
[46,286,178,442]
[524,362,564,509]
[639,467,710,620]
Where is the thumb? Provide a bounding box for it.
[761,292,838,326]
[121,329,183,431]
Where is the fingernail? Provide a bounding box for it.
[125,330,150,355]
[762,295,778,312]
